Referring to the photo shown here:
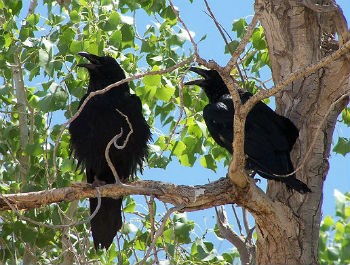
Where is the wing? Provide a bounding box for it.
[203,98,234,153]
[244,101,298,177]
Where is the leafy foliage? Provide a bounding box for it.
[319,190,350,265]
[1,0,347,264]
[1,0,257,263]
[333,137,350,156]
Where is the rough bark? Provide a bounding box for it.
[253,1,350,264]
[0,178,270,213]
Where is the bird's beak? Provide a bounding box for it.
[184,67,209,86]
[77,52,101,69]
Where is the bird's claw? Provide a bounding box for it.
[92,179,107,187]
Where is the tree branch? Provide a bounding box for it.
[11,50,29,185]
[242,38,350,114]
[215,206,255,265]
[0,177,278,220]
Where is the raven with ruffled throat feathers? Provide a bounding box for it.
[69,52,151,249]
[186,67,310,194]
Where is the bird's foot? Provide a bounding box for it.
[92,179,107,187]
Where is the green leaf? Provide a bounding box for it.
[232,18,247,39]
[110,31,122,48]
[69,10,80,23]
[143,74,161,87]
[101,11,120,31]
[121,223,138,234]
[124,196,136,213]
[179,153,195,167]
[121,24,135,48]
[24,143,42,156]
[224,40,239,54]
[335,189,347,218]
[70,40,83,53]
[172,141,186,157]
[27,13,40,26]
[222,252,235,263]
[37,90,68,112]
[6,0,22,16]
[61,159,74,173]
[321,215,334,232]
[340,240,350,262]
[251,26,267,50]
[134,232,150,250]
[342,108,350,126]
[200,154,217,171]
[333,137,350,156]
[38,49,49,67]
[160,6,177,22]
[192,238,213,259]
[156,85,175,101]
[327,247,339,260]
[174,220,194,244]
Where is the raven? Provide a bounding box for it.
[186,67,310,194]
[69,52,151,249]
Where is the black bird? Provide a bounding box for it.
[186,67,310,194]
[69,52,151,249]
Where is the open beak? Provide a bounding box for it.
[184,67,210,86]
[77,52,101,69]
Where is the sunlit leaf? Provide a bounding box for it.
[333,137,350,156]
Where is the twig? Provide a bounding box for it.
[242,39,350,113]
[215,206,253,265]
[292,92,350,175]
[225,13,261,72]
[138,204,184,265]
[26,0,38,18]
[158,70,187,157]
[202,0,247,89]
[114,109,134,150]
[246,226,256,245]
[242,207,250,236]
[105,129,124,184]
[147,196,159,264]
[168,0,198,54]
[104,108,135,184]
[232,205,243,235]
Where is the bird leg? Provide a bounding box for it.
[92,177,107,187]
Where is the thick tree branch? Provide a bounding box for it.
[0,177,279,219]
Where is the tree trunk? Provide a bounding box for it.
[253,1,349,264]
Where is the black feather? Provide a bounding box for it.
[69,52,151,249]
[186,67,310,194]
